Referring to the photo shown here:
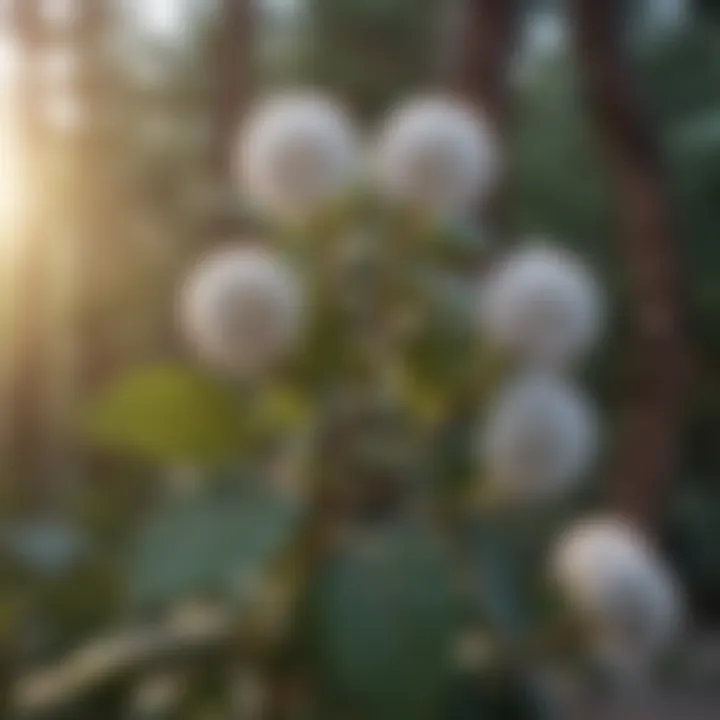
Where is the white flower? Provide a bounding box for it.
[236,91,359,220]
[479,242,604,368]
[374,95,498,218]
[180,246,304,375]
[552,517,683,662]
[480,373,598,502]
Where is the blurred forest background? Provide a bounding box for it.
[0,0,718,717]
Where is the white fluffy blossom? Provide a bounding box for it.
[236,92,359,220]
[374,95,498,218]
[479,242,604,368]
[180,246,304,375]
[480,373,599,502]
[552,517,683,663]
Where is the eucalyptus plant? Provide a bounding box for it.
[83,89,684,719]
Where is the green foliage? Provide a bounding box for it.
[305,0,441,118]
[15,5,720,717]
[669,481,720,618]
[84,364,249,465]
[131,481,301,610]
[469,519,535,641]
[696,0,720,20]
[511,56,613,263]
[84,364,313,467]
[448,672,553,720]
[303,523,455,720]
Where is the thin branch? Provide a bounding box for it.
[13,607,236,719]
[211,0,255,184]
[453,0,521,237]
[570,0,691,528]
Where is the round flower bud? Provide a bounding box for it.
[180,246,304,375]
[374,95,498,218]
[236,91,358,220]
[479,373,599,503]
[552,517,683,662]
[479,242,604,368]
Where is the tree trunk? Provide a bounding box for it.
[571,0,691,529]
[7,0,52,510]
[211,0,255,185]
[453,0,521,236]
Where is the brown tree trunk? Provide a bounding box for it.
[211,0,255,185]
[76,0,112,387]
[571,0,691,529]
[8,0,113,510]
[7,0,51,510]
[453,0,521,237]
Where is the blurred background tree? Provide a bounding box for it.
[303,0,444,120]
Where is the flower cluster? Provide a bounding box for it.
[236,92,359,222]
[552,516,683,668]
[180,246,304,376]
[479,373,598,503]
[471,169,681,672]
[375,96,498,218]
[477,242,603,503]
[177,88,683,676]
[181,90,497,376]
[479,242,603,369]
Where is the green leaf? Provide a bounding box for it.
[84,364,247,465]
[448,671,555,720]
[130,483,301,610]
[469,520,531,642]
[306,523,456,720]
[674,108,720,152]
[432,221,488,267]
[432,411,477,496]
[466,512,563,644]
